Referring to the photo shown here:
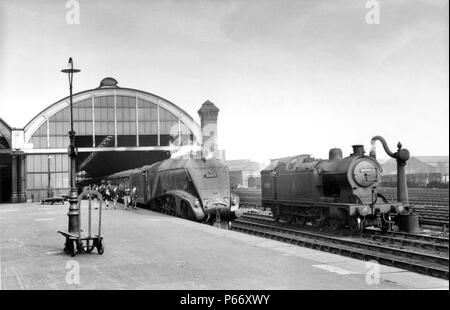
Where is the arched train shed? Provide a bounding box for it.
[1,78,207,202]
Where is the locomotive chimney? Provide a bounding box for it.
[351,145,365,156]
[328,148,343,160]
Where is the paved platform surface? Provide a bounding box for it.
[0,202,448,290]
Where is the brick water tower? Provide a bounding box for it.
[198,100,223,160]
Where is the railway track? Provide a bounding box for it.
[414,210,449,217]
[231,214,449,279]
[241,213,449,253]
[376,187,449,206]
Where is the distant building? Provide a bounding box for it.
[381,156,448,187]
[415,156,449,183]
[225,159,265,189]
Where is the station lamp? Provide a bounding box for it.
[61,57,81,234]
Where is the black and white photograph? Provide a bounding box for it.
[0,0,448,296]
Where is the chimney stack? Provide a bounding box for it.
[351,145,365,156]
[198,100,220,159]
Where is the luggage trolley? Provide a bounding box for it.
[58,189,104,257]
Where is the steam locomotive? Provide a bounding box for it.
[261,145,408,232]
[105,157,242,227]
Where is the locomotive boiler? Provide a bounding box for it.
[106,157,242,227]
[261,145,408,232]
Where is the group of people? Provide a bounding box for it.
[82,183,138,210]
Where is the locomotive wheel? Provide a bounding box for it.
[70,240,77,257]
[76,241,85,253]
[161,196,175,215]
[329,219,342,231]
[180,200,189,219]
[349,216,363,233]
[381,215,391,233]
[63,238,71,254]
[311,219,322,228]
[297,216,306,226]
[162,198,168,214]
[281,215,293,224]
[170,197,176,215]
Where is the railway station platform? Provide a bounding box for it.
[0,202,448,290]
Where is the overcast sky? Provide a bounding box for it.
[0,0,448,163]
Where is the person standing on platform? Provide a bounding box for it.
[112,186,118,209]
[117,185,124,206]
[104,186,112,209]
[131,187,138,209]
[124,186,131,209]
[98,183,106,200]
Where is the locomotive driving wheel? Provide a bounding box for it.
[329,219,343,231]
[381,214,392,232]
[296,216,306,226]
[161,196,175,215]
[349,216,363,233]
[281,215,294,224]
[180,200,189,219]
[311,218,322,228]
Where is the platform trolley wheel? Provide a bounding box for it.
[76,241,84,254]
[97,240,104,255]
[70,240,77,257]
[63,238,71,254]
[84,242,95,253]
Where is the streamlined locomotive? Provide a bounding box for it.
[106,157,242,226]
[261,145,408,232]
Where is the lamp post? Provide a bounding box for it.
[61,57,81,234]
[47,155,52,198]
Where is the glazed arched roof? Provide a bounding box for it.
[0,117,11,147]
[24,80,201,143]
